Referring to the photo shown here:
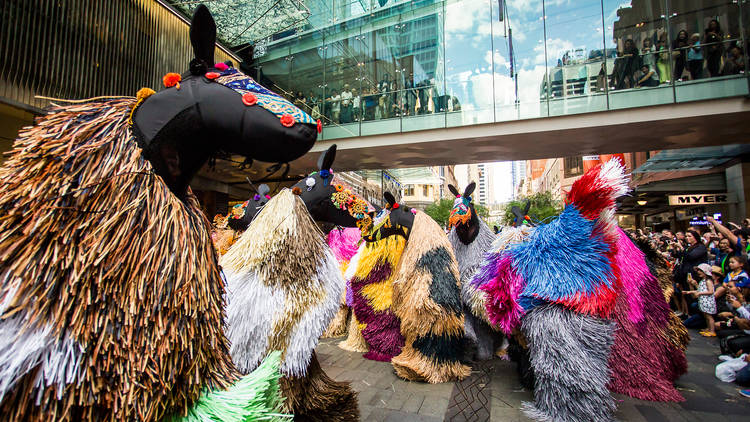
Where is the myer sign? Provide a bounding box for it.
[668,193,731,206]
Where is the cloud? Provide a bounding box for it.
[507,0,570,15]
[533,37,574,65]
[445,0,493,39]
[484,49,509,67]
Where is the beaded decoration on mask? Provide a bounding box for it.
[331,184,374,234]
[448,196,472,228]
[229,201,249,220]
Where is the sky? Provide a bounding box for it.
[455,162,514,204]
[442,0,627,118]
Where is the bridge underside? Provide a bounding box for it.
[195,96,750,197]
[288,96,750,172]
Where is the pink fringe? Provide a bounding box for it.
[480,254,526,335]
[607,229,685,402]
[613,228,648,324]
[327,228,361,264]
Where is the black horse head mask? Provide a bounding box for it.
[364,192,414,242]
[131,5,318,197]
[448,182,479,245]
[511,200,533,227]
[292,145,375,232]
[226,184,271,231]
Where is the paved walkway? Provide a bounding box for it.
[316,329,750,421]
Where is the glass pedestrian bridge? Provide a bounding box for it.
[246,0,750,141]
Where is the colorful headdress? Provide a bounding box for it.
[448,196,472,228]
[216,68,316,127]
[330,182,374,234]
[447,182,476,229]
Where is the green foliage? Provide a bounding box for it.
[474,203,490,219]
[502,191,563,226]
[423,198,491,228]
[424,198,454,228]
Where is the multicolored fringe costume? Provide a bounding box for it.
[606,228,688,401]
[0,99,284,421]
[221,189,359,421]
[632,236,691,352]
[473,160,687,421]
[347,235,407,361]
[448,218,500,360]
[391,211,471,383]
[323,228,362,338]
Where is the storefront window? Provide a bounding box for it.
[564,156,583,178]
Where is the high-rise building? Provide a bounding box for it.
[475,163,494,206]
[511,161,526,199]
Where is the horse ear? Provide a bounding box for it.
[257,184,270,196]
[447,184,460,197]
[317,144,337,171]
[384,192,396,207]
[463,182,476,198]
[190,5,216,67]
[523,200,531,215]
[511,205,523,220]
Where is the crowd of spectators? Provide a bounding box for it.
[288,77,461,127]
[633,216,750,397]
[610,20,745,90]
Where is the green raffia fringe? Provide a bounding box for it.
[168,352,291,422]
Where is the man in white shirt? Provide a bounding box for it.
[340,84,352,123]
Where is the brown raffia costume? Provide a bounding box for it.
[391,212,471,383]
[221,190,359,421]
[0,100,237,421]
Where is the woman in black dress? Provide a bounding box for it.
[672,30,690,81]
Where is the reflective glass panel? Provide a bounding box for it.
[669,0,748,102]
[604,0,674,109]
[445,0,494,127]
[496,0,548,119]
[544,0,608,116]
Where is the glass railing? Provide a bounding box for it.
[297,69,747,140]
[255,0,750,140]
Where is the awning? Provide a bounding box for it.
[634,144,750,173]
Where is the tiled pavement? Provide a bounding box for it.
[315,330,750,421]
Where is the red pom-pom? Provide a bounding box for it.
[242,93,257,106]
[215,62,229,71]
[265,194,271,199]
[317,119,323,133]
[280,114,295,127]
[392,203,400,209]
[205,72,220,80]
[163,72,182,89]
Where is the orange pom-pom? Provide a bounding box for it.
[163,72,182,89]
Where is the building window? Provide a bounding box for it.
[422,185,429,197]
[404,184,414,196]
[564,156,583,178]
